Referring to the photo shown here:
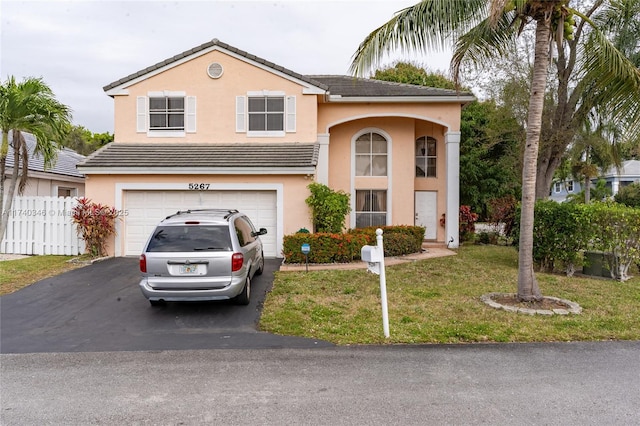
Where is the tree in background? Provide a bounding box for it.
[0,76,72,241]
[350,0,640,301]
[373,61,457,89]
[62,125,113,155]
[459,100,523,218]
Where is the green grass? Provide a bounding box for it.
[0,256,84,296]
[259,245,640,344]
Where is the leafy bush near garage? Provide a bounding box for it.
[71,197,119,257]
[305,182,351,233]
[282,225,425,263]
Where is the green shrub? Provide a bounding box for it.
[348,225,425,256]
[305,182,351,233]
[513,200,640,279]
[614,182,640,208]
[282,225,425,264]
[282,232,369,264]
[588,201,640,281]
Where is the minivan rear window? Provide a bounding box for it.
[146,225,232,252]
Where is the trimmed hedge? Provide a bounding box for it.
[513,200,640,280]
[282,225,425,264]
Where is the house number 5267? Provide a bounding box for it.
[188,183,210,190]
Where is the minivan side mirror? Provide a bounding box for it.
[252,228,268,237]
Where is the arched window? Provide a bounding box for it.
[356,132,388,176]
[416,136,437,177]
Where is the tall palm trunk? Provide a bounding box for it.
[518,13,553,302]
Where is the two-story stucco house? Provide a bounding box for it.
[78,39,474,258]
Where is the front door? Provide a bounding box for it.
[415,191,437,240]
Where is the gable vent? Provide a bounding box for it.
[207,62,224,79]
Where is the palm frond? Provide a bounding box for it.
[451,11,520,83]
[578,25,640,138]
[349,0,489,76]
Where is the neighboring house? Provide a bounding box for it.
[549,178,581,203]
[3,132,85,197]
[77,38,474,258]
[600,160,640,195]
[550,160,640,202]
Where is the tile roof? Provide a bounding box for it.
[103,38,474,101]
[78,143,319,170]
[5,133,85,178]
[308,75,473,98]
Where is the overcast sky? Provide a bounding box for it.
[1,0,453,134]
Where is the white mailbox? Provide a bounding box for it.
[361,245,383,263]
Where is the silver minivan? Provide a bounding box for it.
[139,209,266,306]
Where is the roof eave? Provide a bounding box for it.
[328,95,476,104]
[76,166,316,175]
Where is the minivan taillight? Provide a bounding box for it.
[139,254,147,273]
[231,253,244,272]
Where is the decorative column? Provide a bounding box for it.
[316,133,330,185]
[445,131,461,249]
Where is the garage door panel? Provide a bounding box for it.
[124,190,278,257]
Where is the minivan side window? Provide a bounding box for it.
[234,217,255,247]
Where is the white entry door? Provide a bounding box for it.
[415,191,437,240]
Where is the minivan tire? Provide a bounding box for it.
[234,276,251,305]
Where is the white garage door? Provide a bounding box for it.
[123,190,278,257]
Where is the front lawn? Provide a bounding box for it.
[259,245,640,344]
[0,256,84,296]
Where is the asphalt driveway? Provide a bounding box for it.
[0,257,332,353]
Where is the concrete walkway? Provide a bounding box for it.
[279,246,457,272]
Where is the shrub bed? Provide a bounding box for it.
[513,200,640,280]
[282,225,425,264]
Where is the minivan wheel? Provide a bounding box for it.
[234,276,251,305]
[149,300,165,307]
[255,252,265,276]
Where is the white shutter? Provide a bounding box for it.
[286,95,296,133]
[236,96,246,133]
[186,96,196,133]
[136,96,147,133]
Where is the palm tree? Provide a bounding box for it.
[350,0,640,301]
[0,76,72,241]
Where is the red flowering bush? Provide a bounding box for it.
[71,197,119,257]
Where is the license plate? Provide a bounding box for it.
[180,264,200,274]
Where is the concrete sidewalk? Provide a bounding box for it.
[279,245,457,272]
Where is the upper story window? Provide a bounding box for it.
[149,97,184,131]
[248,96,284,132]
[355,132,388,176]
[236,92,296,137]
[416,136,437,177]
[136,92,196,136]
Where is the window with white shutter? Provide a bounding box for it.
[186,96,196,133]
[136,96,147,133]
[236,96,246,133]
[286,95,296,133]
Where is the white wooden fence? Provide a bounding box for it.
[1,196,85,255]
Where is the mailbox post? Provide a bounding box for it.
[361,229,389,338]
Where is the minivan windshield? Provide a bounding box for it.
[146,225,233,252]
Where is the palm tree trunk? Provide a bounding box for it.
[0,133,21,242]
[518,14,553,302]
